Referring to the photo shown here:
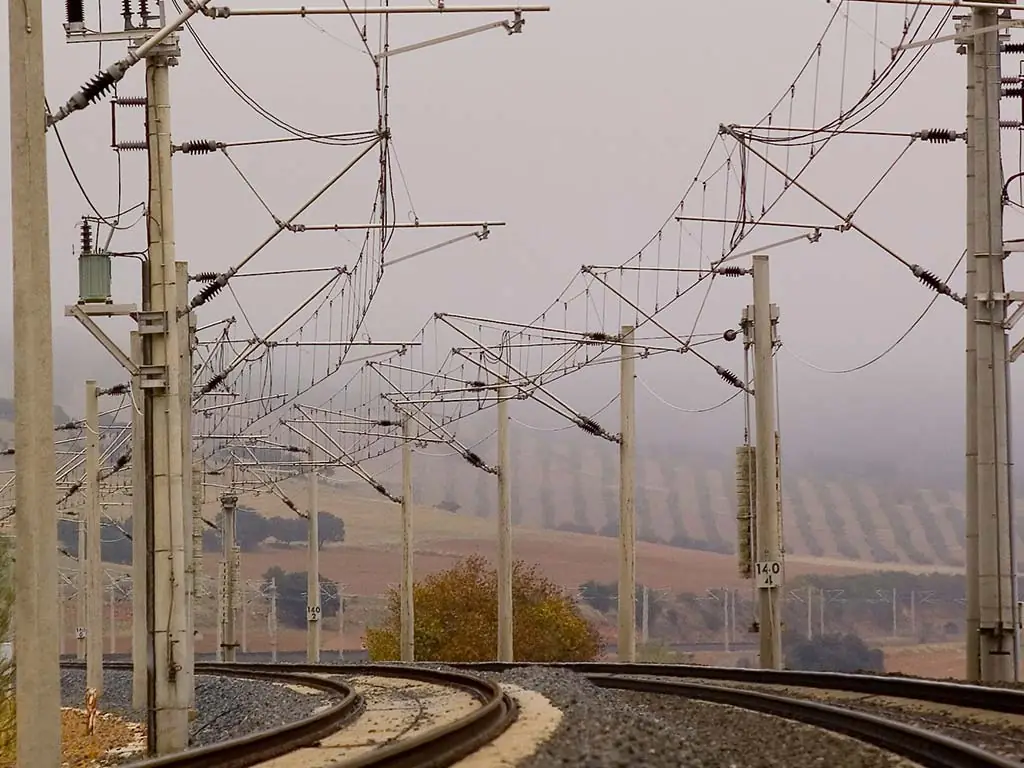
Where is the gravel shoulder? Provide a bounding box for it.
[478,667,918,768]
[719,682,1024,763]
[61,668,335,752]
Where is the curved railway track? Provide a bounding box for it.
[60,661,517,768]
[448,661,1024,768]
[66,657,1024,767]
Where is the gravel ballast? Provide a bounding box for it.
[481,667,914,768]
[723,683,1024,763]
[61,668,335,749]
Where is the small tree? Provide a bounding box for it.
[366,555,603,662]
[262,566,341,629]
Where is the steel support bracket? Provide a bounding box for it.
[65,304,140,376]
[137,310,168,335]
[974,291,1024,303]
[138,364,168,390]
[1005,296,1024,330]
[1010,334,1024,363]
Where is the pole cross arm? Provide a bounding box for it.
[65,305,139,376]
[202,4,551,18]
[374,17,523,62]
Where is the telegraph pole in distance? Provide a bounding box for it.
[400,415,415,662]
[968,2,1018,683]
[750,255,783,670]
[77,523,87,660]
[618,325,637,663]
[307,438,321,662]
[177,261,196,702]
[220,490,238,662]
[496,382,513,662]
[8,0,61,751]
[269,577,278,662]
[85,380,104,694]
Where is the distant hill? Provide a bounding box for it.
[0,396,1002,571]
[351,425,992,570]
[0,397,74,456]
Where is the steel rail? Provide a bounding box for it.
[60,660,516,768]
[443,661,1024,716]
[589,674,1019,768]
[62,660,362,768]
[214,662,518,768]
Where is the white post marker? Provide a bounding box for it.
[307,435,321,663]
[754,560,782,590]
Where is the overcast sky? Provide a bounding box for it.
[1,0,1021,490]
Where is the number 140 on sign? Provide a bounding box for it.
[755,561,782,589]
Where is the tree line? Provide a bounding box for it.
[59,505,345,565]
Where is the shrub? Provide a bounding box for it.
[785,632,884,673]
[365,555,603,662]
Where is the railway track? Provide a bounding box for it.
[449,661,1024,767]
[60,661,517,768]
[65,658,1024,767]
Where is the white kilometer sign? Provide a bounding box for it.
[755,560,782,589]
[307,604,322,622]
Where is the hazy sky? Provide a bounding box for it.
[1,0,1021,490]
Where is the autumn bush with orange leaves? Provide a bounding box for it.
[365,555,603,662]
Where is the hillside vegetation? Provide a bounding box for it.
[353,426,995,569]
[0,398,997,570]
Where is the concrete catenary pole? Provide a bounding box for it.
[963,15,982,683]
[269,577,278,663]
[131,331,148,707]
[400,416,415,661]
[9,0,63,749]
[110,586,117,654]
[241,582,248,654]
[337,587,345,661]
[176,261,196,705]
[807,585,814,639]
[496,382,514,662]
[220,491,238,662]
[77,527,87,660]
[751,254,783,670]
[641,585,650,646]
[970,3,1018,683]
[618,325,637,663]
[145,46,192,752]
[892,587,898,638]
[723,588,730,652]
[215,561,224,662]
[85,380,104,694]
[10,0,62,753]
[307,437,321,662]
[59,586,65,656]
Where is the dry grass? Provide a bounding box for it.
[0,709,143,768]
[59,709,144,768]
[0,697,12,767]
